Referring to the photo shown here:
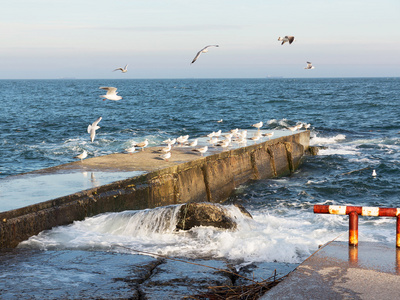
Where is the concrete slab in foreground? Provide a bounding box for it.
[261,241,400,300]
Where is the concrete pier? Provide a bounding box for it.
[0,130,310,248]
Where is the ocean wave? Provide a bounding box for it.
[310,134,346,146]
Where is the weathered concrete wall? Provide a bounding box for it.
[0,131,310,248]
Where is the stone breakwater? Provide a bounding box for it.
[0,131,310,248]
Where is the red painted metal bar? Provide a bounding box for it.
[349,211,358,246]
[314,204,400,248]
[397,216,400,248]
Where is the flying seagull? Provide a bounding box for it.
[113,64,128,73]
[87,116,102,142]
[304,62,315,69]
[99,87,122,101]
[191,45,219,64]
[278,36,295,45]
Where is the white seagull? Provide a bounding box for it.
[252,121,263,130]
[125,146,136,154]
[113,64,128,73]
[278,36,295,45]
[163,138,177,146]
[304,62,315,69]
[193,146,208,156]
[263,132,274,139]
[74,150,88,161]
[160,152,171,162]
[87,116,102,142]
[209,137,219,146]
[191,45,219,64]
[160,143,172,153]
[189,139,198,147]
[177,135,189,145]
[249,135,261,143]
[99,87,122,101]
[135,139,149,151]
[372,169,377,177]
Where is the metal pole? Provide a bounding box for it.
[397,216,400,248]
[349,211,358,247]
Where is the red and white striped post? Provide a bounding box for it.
[314,205,400,247]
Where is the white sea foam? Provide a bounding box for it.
[317,145,359,156]
[310,134,346,146]
[18,203,364,264]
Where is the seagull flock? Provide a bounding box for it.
[75,116,311,163]
[74,36,313,161]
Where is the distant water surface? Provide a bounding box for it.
[1,78,400,263]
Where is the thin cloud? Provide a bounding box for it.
[86,24,242,32]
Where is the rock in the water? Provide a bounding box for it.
[233,203,253,219]
[175,202,252,231]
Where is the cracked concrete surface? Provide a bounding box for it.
[0,249,296,299]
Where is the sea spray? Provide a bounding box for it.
[19,203,348,263]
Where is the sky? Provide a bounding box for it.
[1,0,400,79]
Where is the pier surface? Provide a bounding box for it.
[1,130,310,248]
[261,241,400,300]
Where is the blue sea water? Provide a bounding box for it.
[1,78,400,263]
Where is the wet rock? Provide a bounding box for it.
[175,202,252,231]
[234,203,253,219]
[0,249,161,300]
[306,146,326,156]
[234,261,298,286]
[140,259,233,299]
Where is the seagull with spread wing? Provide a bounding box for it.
[191,45,219,64]
[99,87,122,101]
[113,64,128,73]
[278,36,295,45]
[304,62,315,69]
[87,117,102,142]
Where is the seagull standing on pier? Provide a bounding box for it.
[99,87,122,101]
[278,36,295,45]
[160,152,171,162]
[177,135,189,146]
[252,121,263,130]
[113,64,128,73]
[135,139,149,151]
[193,146,208,156]
[189,139,198,147]
[87,117,102,142]
[249,135,261,143]
[160,143,172,153]
[191,45,219,64]
[125,146,136,154]
[74,150,88,161]
[263,132,274,139]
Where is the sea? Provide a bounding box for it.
[1,77,400,265]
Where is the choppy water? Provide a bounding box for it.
[2,78,400,264]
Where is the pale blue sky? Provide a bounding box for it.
[1,0,399,79]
